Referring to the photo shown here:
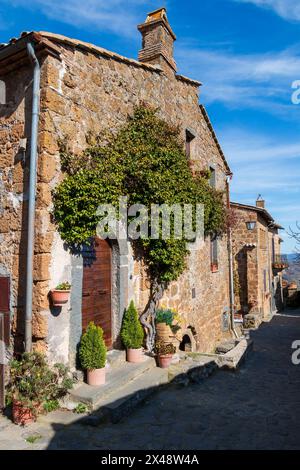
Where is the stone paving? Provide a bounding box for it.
[1,309,300,450]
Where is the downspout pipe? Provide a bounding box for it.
[25,42,40,352]
[226,176,238,338]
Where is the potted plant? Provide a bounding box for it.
[50,282,71,307]
[155,308,181,350]
[155,340,176,369]
[79,322,107,386]
[121,301,144,363]
[7,352,73,425]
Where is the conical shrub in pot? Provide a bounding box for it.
[79,322,107,386]
[121,301,144,363]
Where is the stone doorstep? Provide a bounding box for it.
[69,355,157,408]
[217,338,253,369]
[65,339,253,424]
[188,338,254,371]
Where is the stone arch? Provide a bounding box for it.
[179,326,197,352]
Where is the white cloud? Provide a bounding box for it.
[4,0,162,37]
[219,126,300,249]
[234,0,300,22]
[176,43,300,114]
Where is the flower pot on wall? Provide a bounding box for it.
[50,289,71,307]
[87,368,106,386]
[127,348,144,363]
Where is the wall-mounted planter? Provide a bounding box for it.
[50,289,71,307]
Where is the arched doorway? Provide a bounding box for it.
[82,238,112,348]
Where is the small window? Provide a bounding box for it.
[209,166,216,188]
[0,80,6,105]
[210,234,218,272]
[185,129,195,159]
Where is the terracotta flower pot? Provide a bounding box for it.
[158,354,173,369]
[127,348,144,363]
[156,322,173,343]
[12,400,36,426]
[87,368,106,386]
[156,322,180,351]
[50,289,71,307]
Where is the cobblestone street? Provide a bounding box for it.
[1,311,300,450]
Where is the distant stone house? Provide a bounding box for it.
[0,8,234,368]
[231,198,286,327]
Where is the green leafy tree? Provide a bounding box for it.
[121,301,144,350]
[79,322,107,370]
[52,106,227,350]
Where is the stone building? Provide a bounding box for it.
[0,8,234,368]
[231,198,287,328]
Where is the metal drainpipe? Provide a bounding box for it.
[25,42,40,353]
[226,177,238,338]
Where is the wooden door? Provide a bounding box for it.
[82,239,112,348]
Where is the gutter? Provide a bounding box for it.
[25,42,40,352]
[226,177,238,338]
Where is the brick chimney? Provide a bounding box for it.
[256,195,265,209]
[138,8,177,74]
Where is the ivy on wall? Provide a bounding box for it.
[52,106,227,349]
[53,106,226,282]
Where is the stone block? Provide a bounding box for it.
[33,253,51,281]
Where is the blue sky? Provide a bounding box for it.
[1,0,299,252]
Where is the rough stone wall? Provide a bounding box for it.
[1,37,232,362]
[231,207,258,314]
[232,206,280,321]
[0,58,62,354]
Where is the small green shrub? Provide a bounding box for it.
[79,322,107,370]
[25,434,42,444]
[155,308,175,326]
[73,403,88,414]
[6,353,73,418]
[55,282,71,291]
[121,301,144,350]
[43,399,59,413]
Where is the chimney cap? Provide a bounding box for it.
[256,194,265,209]
[146,7,168,23]
[138,7,176,40]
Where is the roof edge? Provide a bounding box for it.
[199,104,232,176]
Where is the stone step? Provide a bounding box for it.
[106,349,126,368]
[69,355,156,408]
[168,354,218,384]
[90,367,169,423]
